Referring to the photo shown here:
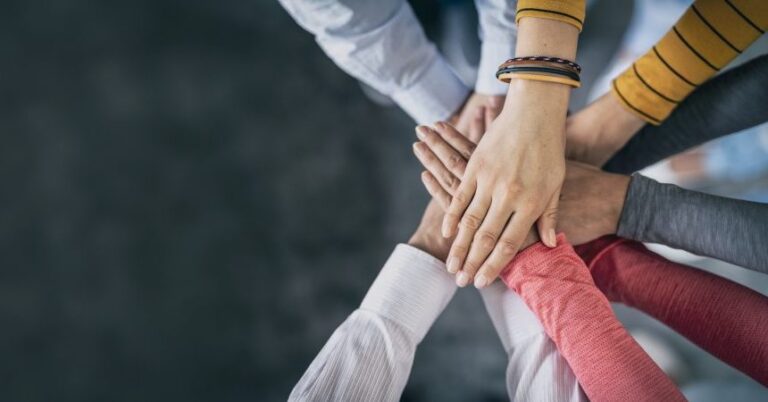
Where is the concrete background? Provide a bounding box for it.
[1,1,766,401]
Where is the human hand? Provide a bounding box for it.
[436,80,568,288]
[566,92,646,166]
[408,199,454,261]
[413,123,629,250]
[449,92,504,143]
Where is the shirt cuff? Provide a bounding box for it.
[475,41,515,95]
[390,59,471,125]
[360,244,457,343]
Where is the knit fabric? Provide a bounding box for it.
[612,0,767,124]
[576,236,768,387]
[516,0,586,31]
[500,234,684,402]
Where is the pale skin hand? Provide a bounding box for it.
[449,92,504,143]
[566,92,646,166]
[439,17,579,288]
[413,123,629,254]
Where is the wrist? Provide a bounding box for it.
[408,232,449,262]
[599,93,646,150]
[604,174,631,235]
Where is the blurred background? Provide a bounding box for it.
[1,0,766,401]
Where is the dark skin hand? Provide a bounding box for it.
[413,122,630,283]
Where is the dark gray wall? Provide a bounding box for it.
[0,1,634,401]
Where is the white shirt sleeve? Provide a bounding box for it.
[278,0,470,124]
[474,0,518,95]
[289,244,457,402]
[479,282,588,402]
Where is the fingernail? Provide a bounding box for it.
[447,257,461,274]
[415,126,427,140]
[474,275,488,288]
[547,229,557,247]
[412,142,421,155]
[435,121,445,129]
[456,272,470,287]
[441,220,452,238]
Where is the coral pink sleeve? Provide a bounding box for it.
[576,236,768,386]
[500,234,684,402]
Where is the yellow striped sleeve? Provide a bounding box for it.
[612,0,766,125]
[516,0,586,32]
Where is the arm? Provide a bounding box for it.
[617,174,768,273]
[441,1,585,289]
[479,282,587,402]
[575,236,768,386]
[604,54,768,174]
[499,235,684,401]
[567,0,767,166]
[290,201,457,401]
[278,0,469,124]
[413,122,768,272]
[289,244,456,401]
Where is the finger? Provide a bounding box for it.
[416,126,468,178]
[421,171,452,210]
[412,142,460,194]
[536,187,561,248]
[474,211,535,288]
[449,192,491,285]
[434,121,477,155]
[442,178,476,239]
[460,198,513,288]
[468,106,485,143]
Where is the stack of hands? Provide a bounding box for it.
[409,92,642,289]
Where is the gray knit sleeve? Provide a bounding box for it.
[617,174,768,274]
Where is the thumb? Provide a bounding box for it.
[537,188,560,248]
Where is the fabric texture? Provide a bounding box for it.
[291,244,586,401]
[499,234,684,402]
[617,173,768,273]
[516,0,586,31]
[480,282,587,402]
[605,54,768,174]
[575,236,768,386]
[279,0,520,123]
[612,0,767,124]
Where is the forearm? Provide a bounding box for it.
[278,0,469,123]
[290,245,456,401]
[479,283,586,402]
[576,237,768,386]
[611,0,767,125]
[500,235,683,401]
[499,15,580,145]
[604,54,768,174]
[618,174,768,273]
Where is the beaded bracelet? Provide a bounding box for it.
[502,56,581,73]
[497,66,581,81]
[499,60,581,77]
[496,56,582,88]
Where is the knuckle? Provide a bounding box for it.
[475,230,498,249]
[460,213,483,230]
[498,239,519,256]
[450,243,469,256]
[454,191,471,206]
[463,260,479,274]
[447,176,460,191]
[447,154,466,171]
